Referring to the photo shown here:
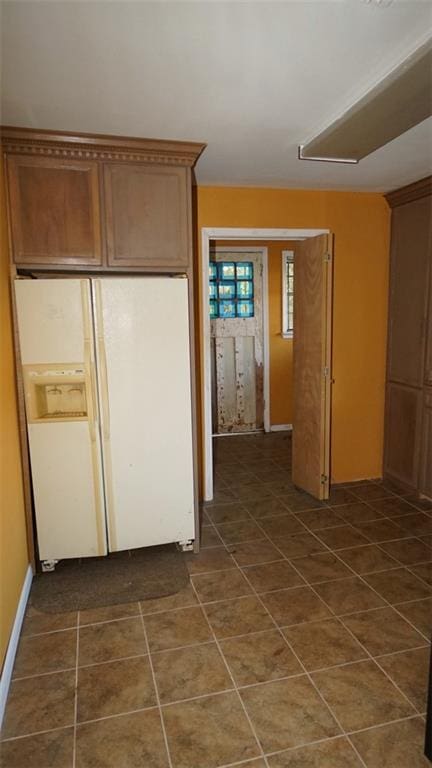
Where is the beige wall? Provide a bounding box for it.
[0,158,29,667]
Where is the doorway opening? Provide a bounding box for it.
[201,227,331,502]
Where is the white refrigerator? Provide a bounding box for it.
[15,277,195,568]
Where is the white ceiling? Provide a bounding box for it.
[1,0,432,192]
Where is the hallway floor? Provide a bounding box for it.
[1,431,432,767]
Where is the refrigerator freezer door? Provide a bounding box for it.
[93,277,195,551]
[14,279,107,560]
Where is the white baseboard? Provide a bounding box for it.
[270,424,292,432]
[0,565,33,727]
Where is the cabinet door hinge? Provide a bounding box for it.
[324,252,332,262]
[323,366,329,378]
[321,474,328,484]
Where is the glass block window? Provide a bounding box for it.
[209,261,254,318]
[282,251,294,337]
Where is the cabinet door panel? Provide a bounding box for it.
[7,155,102,266]
[420,389,432,500]
[384,383,422,489]
[387,196,431,386]
[104,163,189,268]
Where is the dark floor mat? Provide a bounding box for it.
[30,544,189,613]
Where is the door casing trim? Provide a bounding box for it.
[201,227,329,501]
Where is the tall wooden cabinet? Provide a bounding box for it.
[384,177,432,497]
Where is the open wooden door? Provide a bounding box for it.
[292,233,333,499]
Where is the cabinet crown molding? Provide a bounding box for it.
[385,175,432,208]
[1,126,206,167]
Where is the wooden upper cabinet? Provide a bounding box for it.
[2,126,206,272]
[103,163,189,269]
[387,195,431,387]
[6,155,102,266]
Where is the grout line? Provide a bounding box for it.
[72,610,80,768]
[188,578,271,768]
[139,613,174,768]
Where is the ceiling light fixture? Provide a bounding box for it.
[299,36,432,164]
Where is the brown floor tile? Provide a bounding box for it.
[258,514,307,538]
[201,526,223,548]
[192,568,253,603]
[267,737,364,767]
[242,560,304,592]
[380,539,432,566]
[263,481,295,496]
[162,691,259,768]
[79,617,146,665]
[312,660,414,730]
[206,502,250,524]
[397,597,432,637]
[241,676,340,752]
[337,544,399,574]
[152,642,232,703]
[204,596,274,639]
[336,501,385,525]
[77,655,156,722]
[230,539,282,566]
[291,553,352,584]
[276,532,326,560]
[216,519,264,545]
[76,709,168,768]
[350,716,431,767]
[378,647,430,711]
[0,728,74,768]
[368,496,419,518]
[280,493,326,513]
[342,607,426,656]
[79,602,140,626]
[220,630,301,685]
[316,525,371,550]
[203,488,237,505]
[261,586,332,627]
[403,495,432,512]
[2,671,75,739]
[294,509,344,531]
[314,576,386,615]
[21,605,77,637]
[12,628,77,678]
[351,484,393,502]
[421,534,432,548]
[283,618,367,671]
[243,497,290,519]
[144,606,212,651]
[253,469,292,484]
[364,568,432,604]
[223,473,261,488]
[354,518,408,543]
[394,513,432,537]
[327,487,358,506]
[185,547,236,574]
[234,484,273,501]
[140,583,198,615]
[410,562,432,586]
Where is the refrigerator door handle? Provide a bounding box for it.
[98,336,111,441]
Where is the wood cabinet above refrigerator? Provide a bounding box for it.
[2,126,206,272]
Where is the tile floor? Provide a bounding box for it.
[1,431,432,767]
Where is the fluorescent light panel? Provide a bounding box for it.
[299,38,432,164]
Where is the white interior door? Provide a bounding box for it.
[93,277,195,551]
[210,250,264,433]
[14,279,106,561]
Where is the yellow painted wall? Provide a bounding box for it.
[216,239,297,426]
[0,159,29,667]
[198,186,390,483]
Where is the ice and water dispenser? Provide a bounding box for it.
[23,364,88,422]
